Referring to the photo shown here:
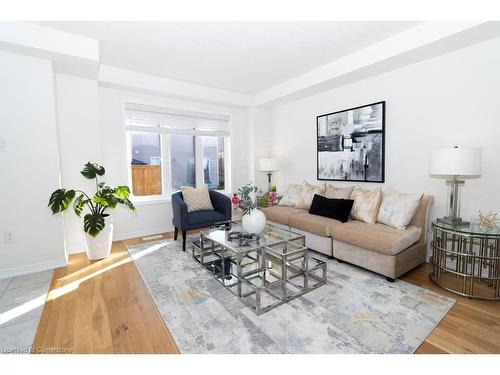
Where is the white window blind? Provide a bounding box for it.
[125,103,230,136]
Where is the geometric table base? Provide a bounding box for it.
[192,225,327,315]
[430,222,500,300]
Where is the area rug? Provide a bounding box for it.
[128,238,455,354]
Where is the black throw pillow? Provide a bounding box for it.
[308,194,354,223]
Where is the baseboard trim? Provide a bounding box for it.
[113,226,174,242]
[0,258,67,279]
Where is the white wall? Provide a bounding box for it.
[98,87,252,240]
[248,107,274,191]
[0,50,65,276]
[55,74,102,254]
[272,36,500,249]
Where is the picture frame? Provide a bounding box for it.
[316,101,385,183]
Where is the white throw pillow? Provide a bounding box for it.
[181,184,214,212]
[324,184,355,199]
[377,187,423,230]
[279,183,303,207]
[350,186,383,224]
[295,181,326,210]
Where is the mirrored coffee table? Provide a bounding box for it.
[192,222,327,315]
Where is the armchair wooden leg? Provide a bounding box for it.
[174,227,178,241]
[182,231,187,252]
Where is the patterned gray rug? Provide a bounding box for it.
[128,238,455,354]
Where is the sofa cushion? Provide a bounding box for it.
[289,212,343,237]
[261,206,303,226]
[295,181,326,210]
[332,220,421,255]
[308,194,353,223]
[350,186,382,224]
[324,184,355,199]
[377,187,423,229]
[279,183,303,207]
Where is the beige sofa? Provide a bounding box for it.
[261,195,433,281]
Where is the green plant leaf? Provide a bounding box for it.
[83,212,105,237]
[93,195,110,207]
[126,199,136,211]
[48,189,75,214]
[114,185,130,199]
[94,187,118,209]
[115,197,136,211]
[73,194,88,217]
[80,162,105,179]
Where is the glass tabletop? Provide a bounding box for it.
[201,222,304,253]
[433,220,500,237]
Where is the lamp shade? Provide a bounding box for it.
[259,157,278,172]
[430,147,482,176]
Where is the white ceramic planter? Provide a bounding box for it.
[242,208,266,234]
[84,215,114,260]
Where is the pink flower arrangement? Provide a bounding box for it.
[232,184,282,215]
[231,194,239,205]
[269,192,277,203]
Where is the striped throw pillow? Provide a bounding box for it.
[324,184,355,199]
[181,184,214,212]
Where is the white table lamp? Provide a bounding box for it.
[430,146,482,226]
[259,157,278,191]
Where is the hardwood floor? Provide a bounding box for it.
[401,263,500,354]
[33,232,499,354]
[32,234,179,354]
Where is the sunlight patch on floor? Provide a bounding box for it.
[56,251,127,283]
[48,257,132,301]
[129,242,167,261]
[0,293,47,326]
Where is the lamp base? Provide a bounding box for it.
[438,177,469,227]
[437,217,470,227]
[266,172,272,192]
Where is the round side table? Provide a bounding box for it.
[430,221,500,300]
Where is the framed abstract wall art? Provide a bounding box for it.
[316,101,385,182]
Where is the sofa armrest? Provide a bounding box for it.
[209,190,232,220]
[410,194,433,244]
[172,192,188,230]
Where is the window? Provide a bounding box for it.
[202,136,225,190]
[125,103,230,200]
[130,132,162,196]
[170,134,195,191]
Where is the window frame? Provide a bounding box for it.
[123,101,232,203]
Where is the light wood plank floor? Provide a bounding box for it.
[401,263,500,354]
[32,233,179,354]
[33,232,499,354]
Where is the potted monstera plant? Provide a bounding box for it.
[48,162,135,260]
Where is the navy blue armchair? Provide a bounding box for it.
[172,190,232,251]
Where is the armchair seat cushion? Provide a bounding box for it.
[333,220,421,255]
[187,210,227,227]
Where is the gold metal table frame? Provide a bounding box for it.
[430,221,500,300]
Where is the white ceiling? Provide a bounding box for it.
[36,21,420,94]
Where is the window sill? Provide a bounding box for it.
[131,197,172,206]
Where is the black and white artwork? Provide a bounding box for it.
[316,101,385,182]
